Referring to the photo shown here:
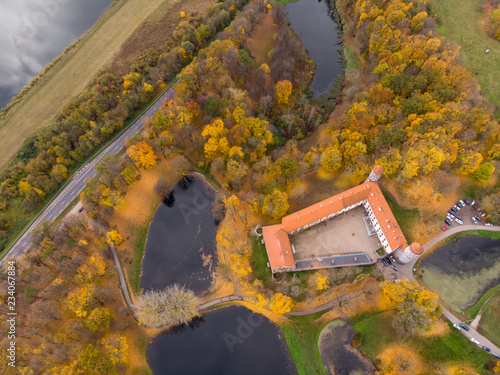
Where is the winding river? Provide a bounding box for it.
[285,0,343,96]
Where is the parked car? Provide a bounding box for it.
[386,257,392,265]
[459,323,470,331]
[458,200,465,207]
[470,200,476,206]
[454,204,461,211]
[450,207,457,214]
[455,218,463,225]
[456,215,463,221]
[448,210,455,216]
[391,264,398,271]
[445,219,452,226]
[492,352,500,359]
[474,215,481,221]
[389,255,396,263]
[463,198,470,205]
[471,217,478,224]
[446,214,453,220]
[470,338,480,345]
[78,207,84,213]
[442,226,449,231]
[381,258,388,266]
[485,223,493,227]
[481,346,491,352]
[452,323,461,331]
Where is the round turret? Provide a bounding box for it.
[366,165,384,182]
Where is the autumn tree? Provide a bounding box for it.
[126,141,157,169]
[106,230,123,246]
[382,278,442,335]
[470,163,495,182]
[275,80,292,107]
[85,308,113,334]
[134,284,198,328]
[320,145,342,173]
[270,293,295,315]
[262,189,289,220]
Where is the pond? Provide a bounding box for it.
[140,175,218,294]
[419,236,500,312]
[285,0,343,97]
[0,0,115,109]
[318,319,375,375]
[147,305,297,375]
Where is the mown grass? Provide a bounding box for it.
[431,0,500,117]
[130,208,156,294]
[353,311,493,374]
[381,188,421,243]
[281,313,328,375]
[250,235,272,282]
[0,0,180,167]
[344,42,360,70]
[476,291,500,347]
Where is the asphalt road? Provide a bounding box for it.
[3,85,176,262]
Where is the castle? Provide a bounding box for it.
[261,166,423,273]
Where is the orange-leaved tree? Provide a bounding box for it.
[126,141,157,169]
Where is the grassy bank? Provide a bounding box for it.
[431,0,500,117]
[281,313,327,375]
[381,188,421,243]
[353,311,493,374]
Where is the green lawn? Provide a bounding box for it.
[281,313,327,375]
[381,189,421,243]
[250,235,272,283]
[477,292,500,348]
[344,42,360,70]
[431,0,500,117]
[353,311,493,374]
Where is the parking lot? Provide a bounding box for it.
[442,199,490,231]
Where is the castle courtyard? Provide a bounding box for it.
[289,206,381,261]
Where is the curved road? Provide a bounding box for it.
[2,84,176,263]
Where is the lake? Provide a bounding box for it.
[285,0,343,97]
[0,0,115,109]
[147,305,297,375]
[419,236,500,312]
[140,175,218,294]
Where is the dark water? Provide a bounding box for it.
[285,0,342,97]
[0,0,115,109]
[147,305,297,375]
[420,236,500,309]
[319,320,375,375]
[140,175,218,294]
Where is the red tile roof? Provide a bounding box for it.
[262,182,408,272]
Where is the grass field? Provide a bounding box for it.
[381,188,421,243]
[431,0,500,117]
[0,0,214,168]
[344,42,360,70]
[353,311,493,374]
[476,291,500,348]
[281,313,328,375]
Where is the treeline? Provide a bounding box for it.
[491,1,500,40]
[0,0,249,252]
[0,217,140,373]
[309,0,499,185]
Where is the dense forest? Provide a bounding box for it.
[0,0,249,253]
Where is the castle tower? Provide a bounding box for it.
[366,165,384,183]
[395,242,424,264]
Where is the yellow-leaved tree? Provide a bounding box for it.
[106,230,123,246]
[262,189,289,220]
[275,80,292,106]
[126,141,157,169]
[270,293,295,315]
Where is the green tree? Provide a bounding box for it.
[471,163,495,181]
